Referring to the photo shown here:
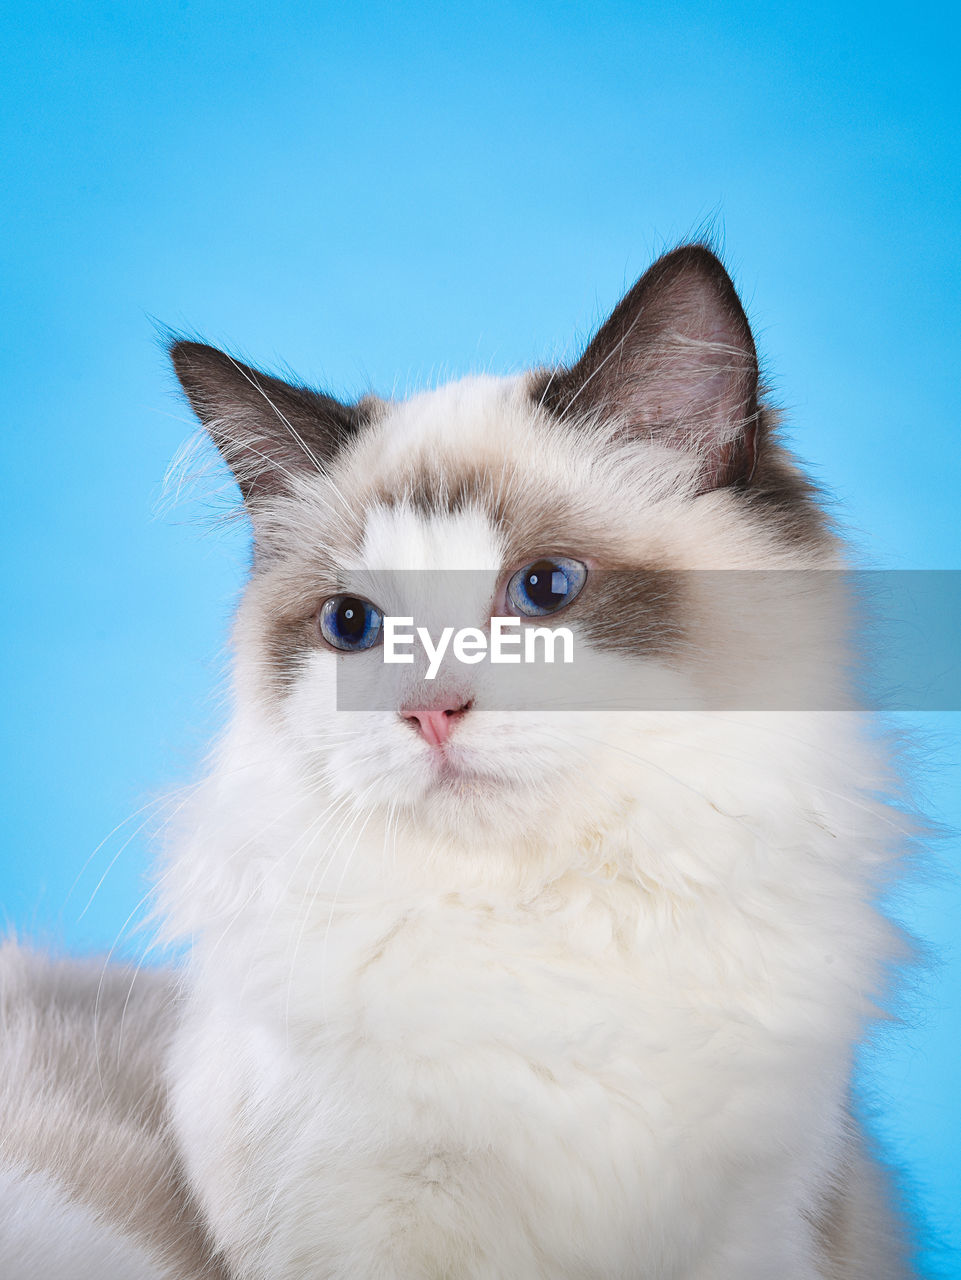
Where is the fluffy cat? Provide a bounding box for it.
[0,245,917,1278]
[160,245,916,1278]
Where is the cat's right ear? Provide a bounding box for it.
[169,341,358,503]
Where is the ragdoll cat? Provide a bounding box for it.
[0,245,916,1279]
[160,245,916,1278]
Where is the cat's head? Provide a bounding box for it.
[172,246,834,853]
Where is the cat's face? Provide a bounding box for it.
[172,246,829,849]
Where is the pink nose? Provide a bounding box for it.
[402,701,472,747]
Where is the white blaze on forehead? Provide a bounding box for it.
[353,504,506,643]
[359,503,504,573]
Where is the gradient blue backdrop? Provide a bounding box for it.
[2,1,958,1273]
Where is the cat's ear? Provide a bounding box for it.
[169,340,358,502]
[539,245,760,491]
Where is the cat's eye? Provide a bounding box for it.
[506,557,587,617]
[319,595,384,652]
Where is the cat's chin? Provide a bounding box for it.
[424,746,504,787]
[413,750,515,807]
[393,751,569,845]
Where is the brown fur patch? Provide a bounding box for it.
[567,569,685,659]
[745,406,831,547]
[264,607,324,692]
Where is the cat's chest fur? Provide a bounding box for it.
[171,846,850,1280]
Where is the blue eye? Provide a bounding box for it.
[319,595,384,651]
[507,557,587,617]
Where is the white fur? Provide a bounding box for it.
[0,1162,170,1280]
[162,375,913,1278]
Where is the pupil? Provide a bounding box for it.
[526,560,564,609]
[338,598,365,639]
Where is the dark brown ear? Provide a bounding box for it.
[538,245,759,491]
[170,340,360,502]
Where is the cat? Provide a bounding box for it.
[0,244,917,1278]
[159,244,918,1278]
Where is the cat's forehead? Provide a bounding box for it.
[269,372,755,576]
[359,504,504,573]
[336,373,665,571]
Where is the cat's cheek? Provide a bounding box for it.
[302,710,440,810]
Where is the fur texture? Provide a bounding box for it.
[157,246,918,1278]
[0,943,226,1279]
[0,1161,171,1280]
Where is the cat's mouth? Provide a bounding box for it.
[420,741,513,791]
[427,747,484,784]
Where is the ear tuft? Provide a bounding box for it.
[539,245,760,491]
[169,341,359,502]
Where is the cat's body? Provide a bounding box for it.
[0,944,224,1280]
[0,246,918,1277]
[167,706,910,1280]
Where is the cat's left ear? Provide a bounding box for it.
[538,245,760,491]
[170,340,359,503]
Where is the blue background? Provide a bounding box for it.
[1,1,958,1272]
